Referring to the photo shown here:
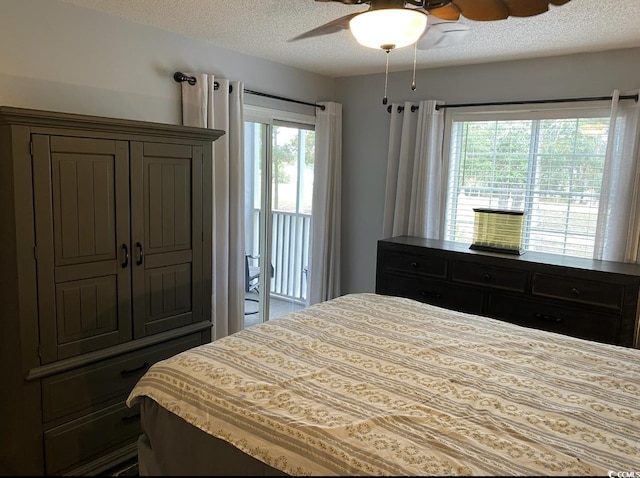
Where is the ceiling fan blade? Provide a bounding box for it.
[427,0,572,21]
[424,4,462,21]
[314,0,366,3]
[289,12,359,41]
[500,0,564,17]
[416,17,470,50]
[447,0,509,21]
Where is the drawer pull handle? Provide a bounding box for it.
[121,413,141,424]
[570,288,580,296]
[535,313,562,323]
[120,362,150,377]
[411,262,419,269]
[420,290,443,299]
[483,273,492,281]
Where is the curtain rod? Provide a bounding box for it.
[386,93,640,114]
[173,72,325,111]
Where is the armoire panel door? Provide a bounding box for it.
[130,142,204,338]
[32,135,132,364]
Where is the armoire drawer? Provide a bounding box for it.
[382,251,448,278]
[379,273,484,314]
[488,294,620,344]
[44,401,141,475]
[531,273,624,310]
[42,333,202,423]
[452,261,528,292]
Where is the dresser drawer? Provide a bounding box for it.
[488,294,620,344]
[532,273,624,310]
[377,238,640,346]
[452,261,528,292]
[382,251,447,278]
[379,273,484,314]
[42,333,202,422]
[44,401,141,475]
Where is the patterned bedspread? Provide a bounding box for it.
[127,293,640,476]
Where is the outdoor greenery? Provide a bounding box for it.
[455,118,608,203]
[272,126,314,211]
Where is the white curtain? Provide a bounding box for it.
[383,100,446,239]
[594,89,640,263]
[180,73,245,339]
[308,102,342,305]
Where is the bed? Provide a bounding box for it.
[126,293,640,476]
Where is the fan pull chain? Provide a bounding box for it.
[411,41,418,91]
[383,48,390,105]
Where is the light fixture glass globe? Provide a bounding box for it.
[349,9,428,50]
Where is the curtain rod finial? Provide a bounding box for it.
[173,71,196,86]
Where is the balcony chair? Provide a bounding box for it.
[244,254,274,315]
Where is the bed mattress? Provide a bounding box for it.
[127,293,640,475]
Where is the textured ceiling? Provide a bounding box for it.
[61,0,640,78]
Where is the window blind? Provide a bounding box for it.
[444,111,610,258]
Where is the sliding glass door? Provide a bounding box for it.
[244,106,315,327]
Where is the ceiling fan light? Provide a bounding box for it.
[349,9,428,50]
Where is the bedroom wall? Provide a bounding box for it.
[0,0,335,123]
[336,47,640,294]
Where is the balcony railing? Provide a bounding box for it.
[250,209,311,303]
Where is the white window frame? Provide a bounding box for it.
[442,101,612,258]
[243,105,316,322]
[244,104,316,129]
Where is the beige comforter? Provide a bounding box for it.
[127,293,640,475]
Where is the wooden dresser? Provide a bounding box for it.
[0,107,224,475]
[376,236,640,348]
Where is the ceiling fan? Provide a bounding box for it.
[291,0,572,51]
[291,0,572,105]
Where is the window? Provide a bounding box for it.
[443,105,611,258]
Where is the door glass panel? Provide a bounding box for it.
[244,119,315,328]
[244,121,266,325]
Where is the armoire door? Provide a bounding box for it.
[32,135,132,364]
[130,142,204,338]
